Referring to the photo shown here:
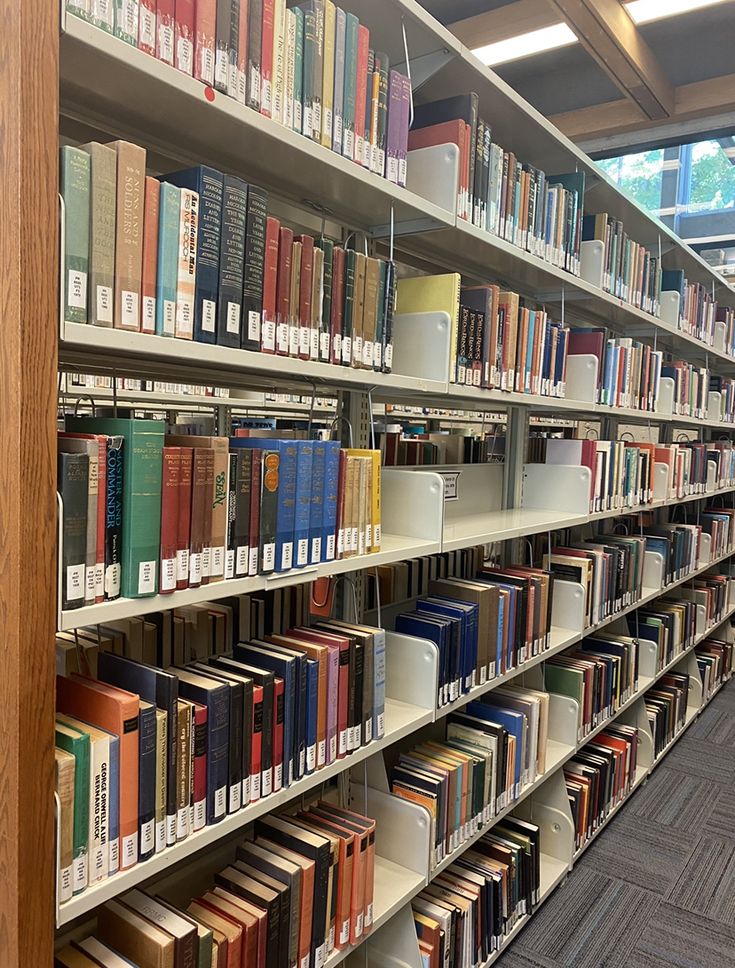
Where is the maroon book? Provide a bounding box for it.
[174,0,195,75]
[275,226,294,358]
[297,235,315,361]
[176,447,193,590]
[261,216,280,354]
[160,447,181,595]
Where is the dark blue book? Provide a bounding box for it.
[394,612,451,708]
[417,600,467,696]
[260,639,307,781]
[323,441,341,561]
[294,441,314,569]
[661,268,685,298]
[217,175,249,348]
[242,184,268,351]
[421,597,479,693]
[467,701,525,798]
[137,701,157,860]
[163,166,223,344]
[309,440,326,564]
[107,733,119,870]
[190,666,244,815]
[231,438,297,573]
[304,657,319,774]
[96,653,179,849]
[173,668,230,825]
[235,642,297,787]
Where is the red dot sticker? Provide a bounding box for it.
[204,87,215,102]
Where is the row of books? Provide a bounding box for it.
[62,143,398,371]
[568,328,663,412]
[395,273,569,396]
[647,672,690,759]
[379,430,504,467]
[390,689,548,867]
[565,725,639,851]
[661,268,734,355]
[412,817,541,968]
[55,618,385,901]
[58,416,381,607]
[696,637,734,701]
[367,547,485,612]
[56,801,376,968]
[710,375,735,424]
[64,371,231,398]
[414,93,584,277]
[545,635,639,741]
[65,0,412,187]
[393,565,553,707]
[582,213,662,316]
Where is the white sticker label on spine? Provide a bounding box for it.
[274,763,283,790]
[96,284,113,323]
[73,855,87,894]
[59,865,72,903]
[261,317,275,352]
[248,546,259,575]
[236,546,249,575]
[329,735,337,762]
[121,290,139,329]
[317,739,326,766]
[176,298,194,337]
[281,543,293,571]
[177,36,193,75]
[297,538,309,567]
[226,301,241,335]
[176,807,188,840]
[121,833,138,868]
[248,310,261,343]
[199,46,215,85]
[139,5,154,46]
[155,820,166,853]
[140,820,155,855]
[160,557,176,592]
[67,270,87,311]
[158,23,174,64]
[138,560,155,595]
[225,549,235,580]
[320,331,330,360]
[229,784,241,813]
[176,548,189,583]
[85,566,96,601]
[66,564,85,603]
[141,295,155,331]
[214,785,227,818]
[311,536,322,564]
[189,551,202,585]
[342,336,352,364]
[163,299,176,335]
[263,542,275,572]
[210,545,224,577]
[201,546,211,578]
[201,298,216,333]
[121,0,138,36]
[306,745,316,773]
[262,769,272,798]
[276,322,289,354]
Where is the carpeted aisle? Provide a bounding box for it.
[496,681,735,968]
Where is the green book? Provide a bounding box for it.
[342,12,358,159]
[544,665,585,730]
[55,721,90,897]
[60,146,90,325]
[316,238,333,361]
[293,6,304,135]
[65,416,165,599]
[80,142,117,327]
[66,0,91,22]
[156,182,182,337]
[115,0,139,46]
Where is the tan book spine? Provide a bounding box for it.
[351,253,367,369]
[83,142,117,327]
[362,258,380,369]
[141,176,160,334]
[176,187,199,339]
[176,699,192,841]
[112,140,146,331]
[55,748,76,903]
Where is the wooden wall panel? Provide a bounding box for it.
[0,0,59,963]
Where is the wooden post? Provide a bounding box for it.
[0,0,59,962]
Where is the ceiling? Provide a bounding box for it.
[421,0,735,155]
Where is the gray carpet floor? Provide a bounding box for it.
[496,680,735,968]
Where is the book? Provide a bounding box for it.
[80,142,116,328]
[140,177,160,334]
[155,182,181,337]
[61,146,90,325]
[111,141,146,331]
[216,174,248,347]
[175,187,199,339]
[58,450,89,610]
[55,721,90,896]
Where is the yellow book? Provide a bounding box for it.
[395,273,462,384]
[322,0,336,148]
[346,449,381,554]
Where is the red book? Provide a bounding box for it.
[260,0,275,118]
[156,0,175,65]
[354,26,370,166]
[275,226,294,359]
[261,216,280,354]
[57,675,140,870]
[176,447,193,590]
[192,701,208,830]
[272,676,284,793]
[293,627,350,759]
[140,177,160,335]
[237,0,249,104]
[138,0,156,54]
[250,683,263,802]
[408,120,466,219]
[194,0,216,86]
[335,449,347,559]
[331,246,346,365]
[248,449,262,577]
[297,235,314,361]
[174,0,195,75]
[160,447,181,595]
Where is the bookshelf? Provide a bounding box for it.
[7,0,731,964]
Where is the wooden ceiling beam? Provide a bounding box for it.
[547,0,674,120]
[448,0,559,49]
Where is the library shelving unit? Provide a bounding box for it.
[5,0,735,964]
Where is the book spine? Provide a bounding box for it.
[194,0,216,85]
[321,0,336,148]
[249,448,262,576]
[292,6,304,134]
[298,235,314,360]
[271,0,286,124]
[200,449,214,583]
[274,225,293,357]
[385,70,402,184]
[261,215,281,354]
[309,441,326,564]
[92,437,106,602]
[332,8,346,152]
[365,48,376,169]
[140,177,160,335]
[217,174,247,347]
[106,737,119,874]
[259,449,279,573]
[311,0,325,140]
[160,447,181,594]
[260,0,275,117]
[115,0,139,45]
[175,187,198,339]
[60,146,90,326]
[233,449,252,576]
[215,0,231,92]
[294,441,313,568]
[85,143,116,328]
[123,424,165,599]
[236,0,248,103]
[341,13,358,159]
[251,685,264,800]
[175,0,195,74]
[156,0,175,63]
[318,238,332,361]
[354,26,369,166]
[227,0,241,99]
[113,141,146,331]
[324,441,341,560]
[242,185,268,351]
[275,442,297,572]
[90,0,114,32]
[374,53,389,177]
[342,250,356,366]
[103,437,123,601]
[330,246,345,365]
[155,182,180,337]
[58,452,89,610]
[176,447,193,589]
[301,5,316,138]
[284,8,295,129]
[287,240,301,357]
[138,704,157,860]
[397,78,410,187]
[226,451,238,580]
[247,0,263,110]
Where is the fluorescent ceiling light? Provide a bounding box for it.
[473,23,577,67]
[472,0,733,66]
[626,0,732,24]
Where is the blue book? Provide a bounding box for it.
[294,441,314,568]
[309,440,326,564]
[372,626,386,740]
[164,166,224,344]
[525,310,536,393]
[230,438,297,572]
[107,733,119,873]
[323,441,341,561]
[467,701,525,798]
[417,603,463,699]
[262,640,308,782]
[137,701,157,861]
[495,592,506,676]
[394,612,450,707]
[215,174,248,348]
[304,658,319,774]
[174,669,230,826]
[235,642,297,787]
[418,598,478,695]
[661,268,685,298]
[155,182,181,337]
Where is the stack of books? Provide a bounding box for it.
[647,673,690,757]
[57,418,382,608]
[64,1,411,187]
[60,144,397,370]
[630,598,697,671]
[55,805,376,967]
[55,619,385,902]
[582,213,662,315]
[696,637,734,700]
[567,326,663,411]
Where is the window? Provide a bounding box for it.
[685,140,735,214]
[596,149,665,214]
